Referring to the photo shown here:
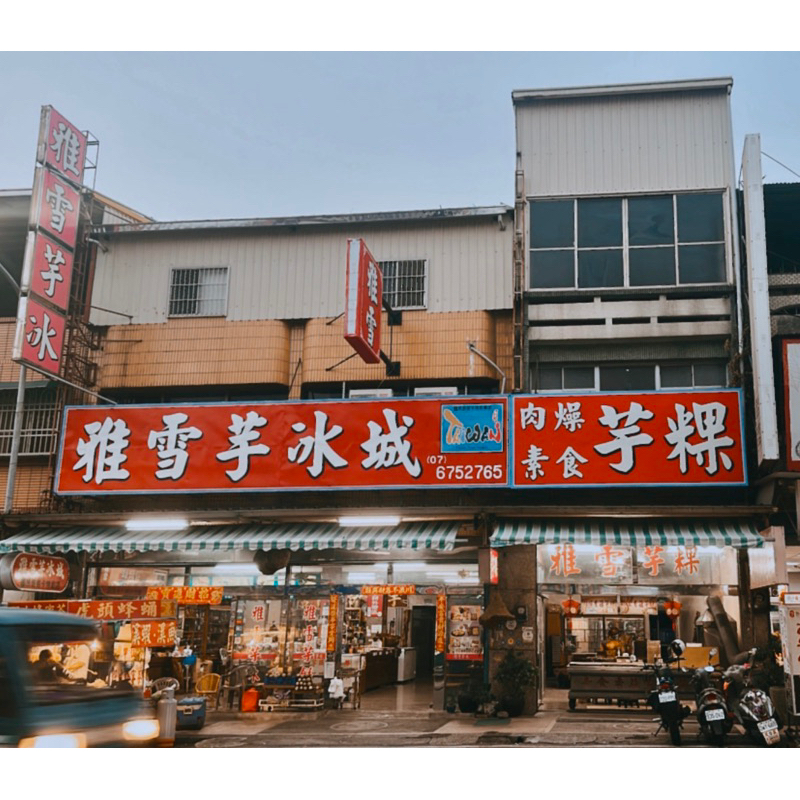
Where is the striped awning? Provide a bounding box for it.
[490,519,764,549]
[0,521,461,555]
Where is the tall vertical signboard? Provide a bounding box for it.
[12,106,88,378]
[344,238,382,364]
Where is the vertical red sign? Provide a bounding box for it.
[36,168,81,250]
[41,106,88,185]
[14,296,66,376]
[327,594,339,653]
[435,594,447,653]
[23,232,75,312]
[344,238,382,364]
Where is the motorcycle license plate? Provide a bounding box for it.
[658,691,676,703]
[705,708,725,722]
[757,718,778,733]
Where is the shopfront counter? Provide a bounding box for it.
[567,659,694,709]
[363,649,398,691]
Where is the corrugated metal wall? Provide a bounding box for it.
[516,89,734,196]
[90,218,513,326]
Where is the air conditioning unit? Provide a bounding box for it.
[413,387,458,396]
[348,388,393,398]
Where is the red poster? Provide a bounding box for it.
[42,107,88,184]
[14,296,66,377]
[55,398,508,494]
[130,620,178,647]
[1,553,69,593]
[25,232,74,312]
[344,239,382,364]
[511,391,745,487]
[36,168,81,250]
[361,584,416,595]
[145,586,224,604]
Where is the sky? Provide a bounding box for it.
[1,50,799,222]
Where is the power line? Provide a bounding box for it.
[761,150,800,181]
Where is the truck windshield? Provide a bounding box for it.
[22,625,133,705]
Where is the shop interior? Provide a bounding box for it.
[85,555,483,712]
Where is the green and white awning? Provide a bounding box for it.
[490,519,764,549]
[0,521,461,555]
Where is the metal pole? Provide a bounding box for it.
[3,365,27,514]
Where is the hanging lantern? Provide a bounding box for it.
[562,598,581,616]
[664,600,682,618]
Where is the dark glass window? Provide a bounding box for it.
[531,250,574,289]
[530,201,574,248]
[578,250,623,288]
[578,198,622,247]
[677,193,724,243]
[599,366,655,391]
[678,244,726,284]
[563,367,595,389]
[629,247,676,286]
[0,655,13,717]
[694,363,727,386]
[628,196,674,245]
[660,365,693,388]
[537,368,563,390]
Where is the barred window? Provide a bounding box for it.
[168,267,228,317]
[533,362,728,392]
[380,259,427,309]
[0,389,59,456]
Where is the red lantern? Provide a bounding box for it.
[664,600,682,618]
[562,598,581,616]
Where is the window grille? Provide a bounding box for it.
[380,260,427,309]
[168,267,228,317]
[0,391,59,456]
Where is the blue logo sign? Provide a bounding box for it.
[441,403,504,453]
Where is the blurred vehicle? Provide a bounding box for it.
[0,608,158,747]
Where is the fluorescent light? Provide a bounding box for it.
[208,564,260,574]
[393,562,428,571]
[345,572,377,581]
[338,515,400,527]
[126,518,188,531]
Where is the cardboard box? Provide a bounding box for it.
[647,641,662,663]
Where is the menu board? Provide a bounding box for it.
[447,603,483,661]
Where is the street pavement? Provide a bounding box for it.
[174,698,798,748]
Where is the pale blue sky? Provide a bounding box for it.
[1,52,798,221]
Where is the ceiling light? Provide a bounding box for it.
[338,515,400,527]
[125,518,188,531]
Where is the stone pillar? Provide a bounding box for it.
[488,544,539,714]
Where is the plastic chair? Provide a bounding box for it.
[151,677,180,694]
[195,672,222,710]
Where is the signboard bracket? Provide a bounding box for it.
[379,349,401,377]
[383,297,402,327]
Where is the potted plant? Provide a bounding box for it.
[494,650,537,717]
[457,680,493,714]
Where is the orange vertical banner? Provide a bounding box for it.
[435,594,447,654]
[327,594,339,653]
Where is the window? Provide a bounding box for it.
[0,389,59,456]
[533,362,728,392]
[169,267,228,317]
[529,193,726,290]
[380,260,426,309]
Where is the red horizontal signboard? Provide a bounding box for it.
[511,390,746,487]
[0,553,69,593]
[9,598,177,620]
[55,398,509,494]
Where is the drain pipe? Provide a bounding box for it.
[467,342,506,394]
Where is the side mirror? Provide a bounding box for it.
[670,639,686,656]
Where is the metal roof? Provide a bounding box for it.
[512,77,733,104]
[490,518,764,548]
[0,521,462,554]
[93,205,513,236]
[0,608,98,627]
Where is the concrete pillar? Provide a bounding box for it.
[488,544,538,714]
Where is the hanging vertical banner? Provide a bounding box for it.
[12,295,67,376]
[435,594,447,654]
[21,231,75,312]
[327,594,339,653]
[344,238,382,364]
[40,106,89,184]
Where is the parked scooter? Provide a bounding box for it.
[722,647,783,746]
[644,638,692,746]
[690,648,733,746]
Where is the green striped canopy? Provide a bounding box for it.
[0,521,460,554]
[490,518,764,548]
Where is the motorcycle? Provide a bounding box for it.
[644,638,692,746]
[722,647,783,746]
[690,647,733,746]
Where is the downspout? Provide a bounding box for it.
[727,87,745,368]
[467,342,506,394]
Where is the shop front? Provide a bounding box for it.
[0,522,486,712]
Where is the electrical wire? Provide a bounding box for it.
[761,151,800,181]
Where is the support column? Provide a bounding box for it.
[489,544,538,714]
